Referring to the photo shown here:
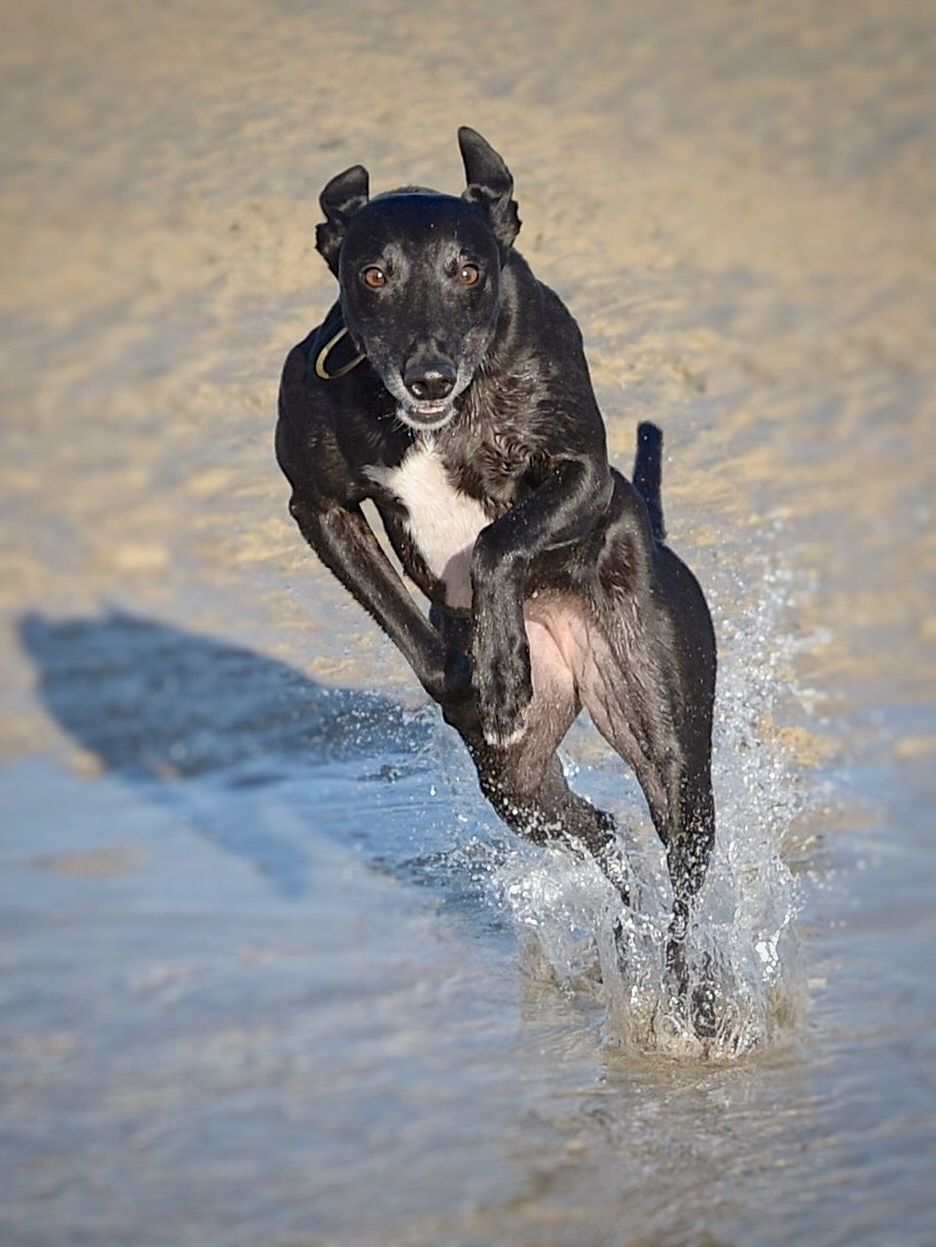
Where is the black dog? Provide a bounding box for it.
[277,128,717,1026]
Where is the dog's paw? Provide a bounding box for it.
[665,932,718,1041]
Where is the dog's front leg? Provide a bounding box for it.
[289,494,451,704]
[470,457,611,748]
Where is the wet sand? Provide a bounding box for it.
[1,1,935,1244]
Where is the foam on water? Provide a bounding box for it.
[489,548,808,1060]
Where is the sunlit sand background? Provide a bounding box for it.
[1,2,934,1244]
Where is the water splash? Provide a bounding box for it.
[490,548,807,1060]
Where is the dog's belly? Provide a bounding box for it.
[524,592,591,704]
[523,592,626,737]
[367,445,489,610]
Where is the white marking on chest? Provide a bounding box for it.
[367,445,488,609]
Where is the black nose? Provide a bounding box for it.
[403,357,456,402]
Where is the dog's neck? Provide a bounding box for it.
[450,252,542,416]
[484,251,538,363]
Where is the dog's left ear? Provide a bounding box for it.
[458,127,521,249]
[316,164,370,275]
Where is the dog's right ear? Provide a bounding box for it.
[316,165,370,275]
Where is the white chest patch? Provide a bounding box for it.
[367,445,489,609]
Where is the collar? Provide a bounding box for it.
[313,323,366,381]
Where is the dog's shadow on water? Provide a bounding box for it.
[18,610,455,899]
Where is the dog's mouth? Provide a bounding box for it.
[396,397,456,431]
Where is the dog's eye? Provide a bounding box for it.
[361,266,387,289]
[456,263,481,287]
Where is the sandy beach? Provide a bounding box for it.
[1,1,934,1244]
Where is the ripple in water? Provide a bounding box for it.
[490,552,807,1060]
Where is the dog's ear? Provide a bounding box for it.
[316,164,370,275]
[458,127,521,248]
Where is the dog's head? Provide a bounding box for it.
[315,128,521,431]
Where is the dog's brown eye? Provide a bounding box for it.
[361,266,387,289]
[457,263,480,287]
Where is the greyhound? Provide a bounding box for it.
[276,128,717,1030]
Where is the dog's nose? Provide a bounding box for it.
[403,357,456,402]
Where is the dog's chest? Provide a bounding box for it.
[367,446,489,610]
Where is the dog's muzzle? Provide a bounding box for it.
[395,355,465,428]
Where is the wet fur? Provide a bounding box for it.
[276,128,718,1032]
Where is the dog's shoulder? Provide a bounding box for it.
[276,310,348,494]
[279,328,318,406]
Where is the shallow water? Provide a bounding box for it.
[2,1,935,1243]
[2,574,934,1245]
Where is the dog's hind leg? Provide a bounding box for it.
[575,602,717,1032]
[581,475,718,1031]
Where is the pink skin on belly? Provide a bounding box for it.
[521,591,635,761]
[522,593,590,729]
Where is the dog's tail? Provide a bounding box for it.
[632,421,666,541]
